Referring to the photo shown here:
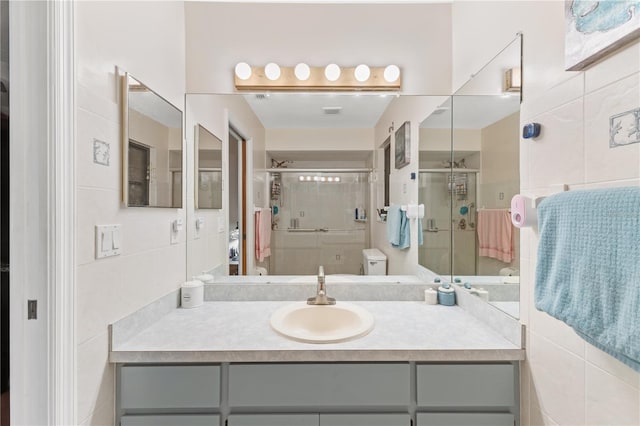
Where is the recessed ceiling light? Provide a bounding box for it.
[322,106,342,115]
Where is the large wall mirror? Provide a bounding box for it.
[121,73,183,208]
[183,35,521,319]
[184,93,441,280]
[195,124,223,209]
[419,35,522,318]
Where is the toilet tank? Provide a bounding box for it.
[362,248,387,275]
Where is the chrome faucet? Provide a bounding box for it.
[307,265,336,305]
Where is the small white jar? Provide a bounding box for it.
[181,280,204,308]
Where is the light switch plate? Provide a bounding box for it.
[95,224,122,259]
[170,218,183,245]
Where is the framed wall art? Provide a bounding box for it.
[565,0,640,71]
[394,121,410,169]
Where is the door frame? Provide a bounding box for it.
[229,126,251,275]
[10,1,76,424]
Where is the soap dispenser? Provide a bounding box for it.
[437,282,456,306]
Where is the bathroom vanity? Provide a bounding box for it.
[110,290,524,426]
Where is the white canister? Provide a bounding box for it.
[181,280,204,308]
[424,288,438,305]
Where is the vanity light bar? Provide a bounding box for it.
[234,63,401,91]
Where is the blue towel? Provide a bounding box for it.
[386,205,410,249]
[535,187,640,371]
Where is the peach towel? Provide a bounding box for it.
[255,209,272,262]
[477,209,513,263]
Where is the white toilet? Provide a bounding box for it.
[362,248,387,275]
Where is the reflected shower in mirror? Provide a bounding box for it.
[419,34,522,318]
[122,73,183,208]
[185,93,441,280]
[195,124,223,209]
[418,97,452,276]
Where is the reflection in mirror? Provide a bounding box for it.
[195,124,223,209]
[418,34,522,319]
[269,169,370,275]
[450,94,520,319]
[185,93,441,281]
[122,74,183,207]
[418,97,453,275]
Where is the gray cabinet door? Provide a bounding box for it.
[416,413,515,426]
[120,365,221,409]
[227,414,319,426]
[416,364,514,407]
[320,413,410,426]
[229,363,410,407]
[120,414,220,426]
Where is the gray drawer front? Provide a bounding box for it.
[320,413,410,426]
[228,414,318,426]
[121,365,220,409]
[416,364,514,407]
[416,413,515,426]
[120,414,220,426]
[229,363,410,407]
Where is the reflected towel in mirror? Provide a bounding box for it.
[477,209,513,263]
[255,209,272,261]
[386,205,410,249]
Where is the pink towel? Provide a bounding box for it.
[477,209,513,263]
[255,209,272,262]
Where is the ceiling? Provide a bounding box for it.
[243,93,393,129]
[420,94,520,129]
[129,91,182,129]
[242,92,519,131]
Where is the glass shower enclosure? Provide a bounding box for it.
[268,170,370,275]
[419,168,478,276]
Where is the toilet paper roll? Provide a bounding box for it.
[424,288,438,305]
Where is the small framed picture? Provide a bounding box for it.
[610,108,640,148]
[394,121,410,169]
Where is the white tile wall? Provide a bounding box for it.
[585,364,640,426]
[584,73,640,183]
[529,332,586,425]
[75,1,186,424]
[77,332,113,422]
[519,40,640,426]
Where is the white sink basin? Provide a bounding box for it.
[270,302,375,344]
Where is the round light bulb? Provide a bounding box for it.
[235,62,252,80]
[383,64,400,83]
[335,177,341,182]
[324,63,341,82]
[264,62,281,81]
[299,176,305,181]
[354,64,370,82]
[294,63,311,81]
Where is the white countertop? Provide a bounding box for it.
[110,301,524,363]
